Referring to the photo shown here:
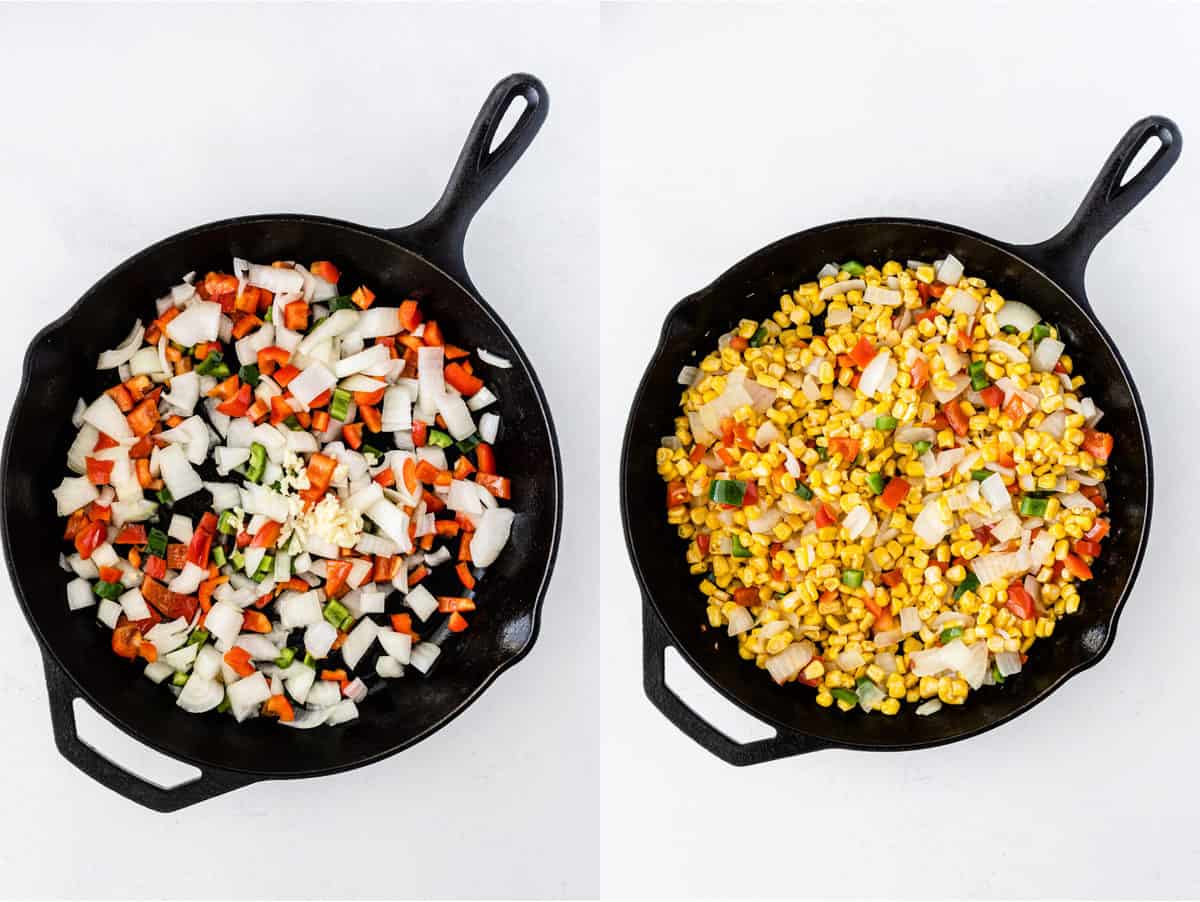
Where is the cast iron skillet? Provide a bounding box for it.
[622,116,1180,764]
[1,73,562,809]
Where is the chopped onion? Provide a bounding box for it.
[206,600,244,647]
[341,619,379,671]
[118,587,152,622]
[1038,409,1067,440]
[1031,337,1064,373]
[765,641,814,684]
[205,481,240,511]
[936,254,964,286]
[354,307,401,338]
[279,591,323,629]
[378,628,413,664]
[477,347,512,368]
[177,676,224,714]
[916,699,942,716]
[937,343,965,375]
[97,319,145,369]
[165,301,222,346]
[417,345,446,403]
[844,505,871,540]
[995,300,1041,333]
[913,502,951,546]
[247,263,303,296]
[53,475,99,516]
[169,561,208,595]
[899,606,921,634]
[895,426,935,446]
[297,308,358,356]
[818,279,866,300]
[470,507,514,567]
[405,584,439,621]
[162,371,200,415]
[824,306,852,327]
[228,672,272,723]
[288,362,337,408]
[980,473,1011,512]
[157,443,204,501]
[1057,491,1097,511]
[304,621,338,658]
[478,411,500,444]
[334,344,390,379]
[988,338,1027,363]
[365,498,412,553]
[858,350,895,398]
[67,578,96,611]
[726,607,753,636]
[83,392,133,440]
[435,391,475,441]
[995,650,1023,677]
[235,634,280,661]
[863,284,902,306]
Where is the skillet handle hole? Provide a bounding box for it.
[488,95,529,156]
[71,698,201,791]
[664,647,777,745]
[1119,135,1163,189]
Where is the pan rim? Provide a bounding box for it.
[621,214,1153,751]
[2,212,564,778]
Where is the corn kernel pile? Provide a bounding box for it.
[658,257,1115,715]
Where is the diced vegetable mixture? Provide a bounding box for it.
[658,256,1113,715]
[55,259,515,727]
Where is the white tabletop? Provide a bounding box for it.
[1,2,1197,899]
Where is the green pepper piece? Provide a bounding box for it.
[238,363,261,387]
[329,388,352,421]
[794,482,814,501]
[953,571,980,600]
[147,528,168,557]
[866,472,885,495]
[840,260,866,276]
[940,626,964,644]
[749,325,769,347]
[730,535,752,558]
[274,647,296,669]
[875,415,898,431]
[323,599,351,628]
[831,688,858,705]
[708,479,747,506]
[245,442,267,483]
[841,568,864,588]
[428,429,453,448]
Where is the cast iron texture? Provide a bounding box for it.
[623,117,1180,764]
[2,74,562,809]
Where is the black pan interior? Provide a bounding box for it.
[623,219,1149,749]
[5,216,560,776]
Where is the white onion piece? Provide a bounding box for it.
[365,498,412,553]
[405,584,439,622]
[913,502,951,546]
[936,254,964,286]
[863,285,902,306]
[228,672,272,722]
[995,650,1023,677]
[726,606,754,636]
[1038,410,1067,439]
[97,320,145,370]
[435,391,475,441]
[470,507,514,567]
[157,443,203,501]
[235,634,281,661]
[988,338,1027,363]
[765,641,814,684]
[916,699,943,716]
[980,473,1011,512]
[377,628,413,665]
[899,606,921,634]
[278,591,322,629]
[408,642,441,675]
[288,362,337,408]
[417,346,446,402]
[1057,491,1097,511]
[165,301,222,346]
[247,263,304,296]
[304,621,338,658]
[931,373,971,405]
[53,476,99,516]
[204,482,240,512]
[477,347,512,368]
[895,426,935,446]
[825,306,851,327]
[354,307,401,338]
[118,587,152,622]
[937,343,965,376]
[206,600,244,648]
[169,561,208,595]
[67,578,96,611]
[341,618,379,671]
[177,676,225,714]
[818,279,866,300]
[677,365,700,386]
[479,412,500,444]
[1031,337,1064,373]
[334,344,390,379]
[162,371,200,416]
[297,308,358,356]
[83,393,133,440]
[780,444,802,478]
[859,350,894,398]
[128,346,164,376]
[995,301,1041,333]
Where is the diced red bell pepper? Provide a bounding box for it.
[216,383,252,417]
[909,356,931,391]
[114,524,147,545]
[223,646,255,678]
[814,503,838,528]
[1005,581,1036,620]
[666,480,689,508]
[475,473,511,500]
[849,336,876,368]
[85,457,114,486]
[1082,429,1113,462]
[475,442,496,475]
[444,362,483,397]
[828,437,861,463]
[250,520,281,549]
[1084,518,1110,543]
[74,520,107,560]
[398,300,422,332]
[980,385,1004,409]
[879,477,910,511]
[1063,554,1093,580]
[944,402,969,437]
[325,559,353,597]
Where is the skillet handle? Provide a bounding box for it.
[387,73,549,289]
[1019,116,1182,299]
[41,652,256,812]
[642,595,826,765]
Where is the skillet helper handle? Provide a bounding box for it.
[1022,116,1182,298]
[642,595,824,765]
[389,73,549,288]
[41,652,255,813]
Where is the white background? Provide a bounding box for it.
[1,2,1198,899]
